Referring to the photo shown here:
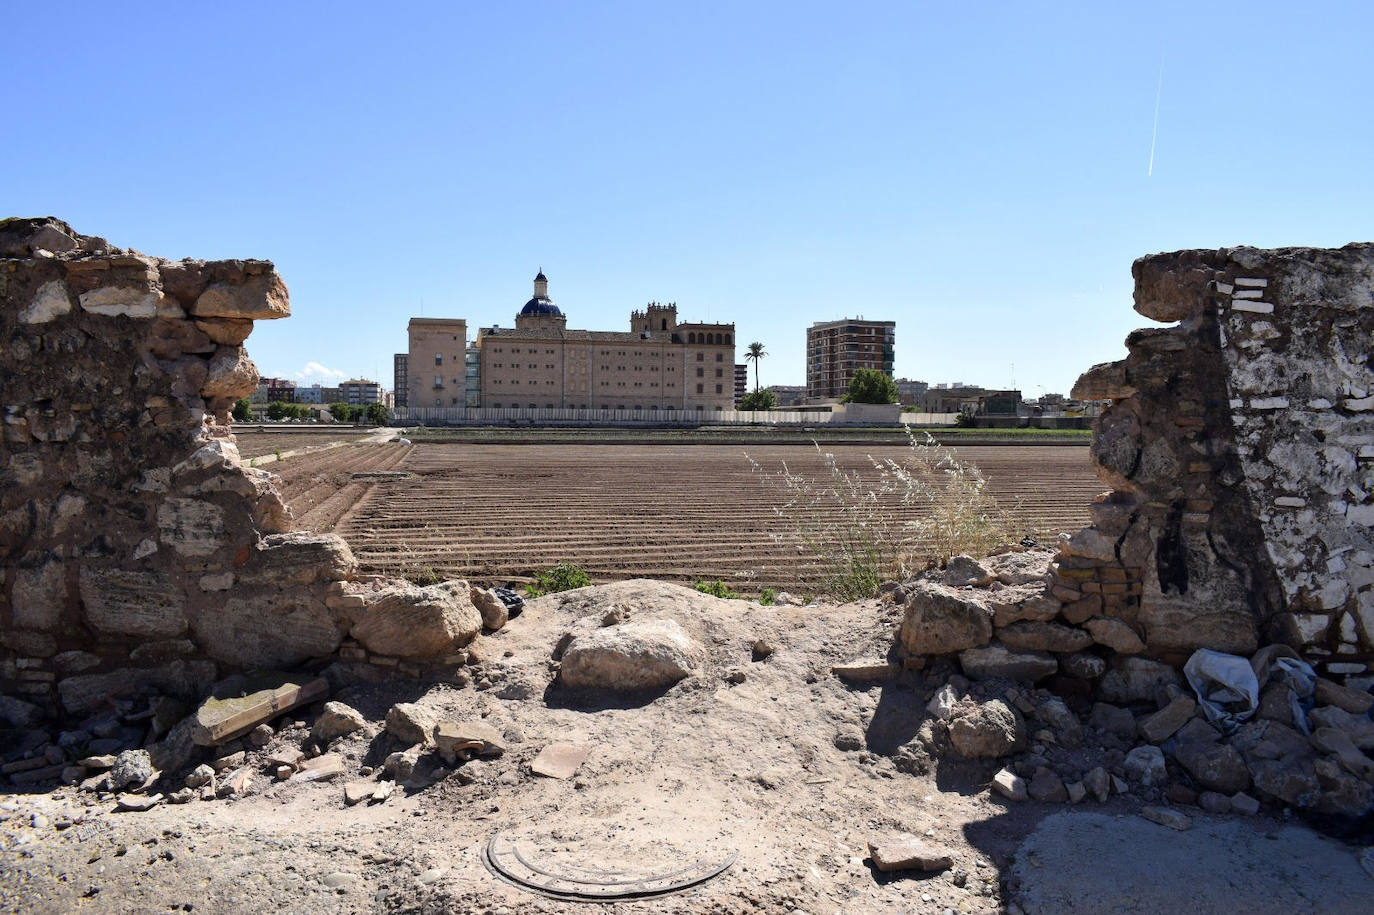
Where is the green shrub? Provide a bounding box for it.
[740,389,777,411]
[758,587,776,606]
[527,562,592,597]
[842,368,898,404]
[693,579,739,599]
[954,412,977,428]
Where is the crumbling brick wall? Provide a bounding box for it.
[0,219,485,723]
[1063,244,1374,679]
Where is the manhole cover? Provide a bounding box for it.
[482,831,737,901]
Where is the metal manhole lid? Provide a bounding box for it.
[482,831,737,901]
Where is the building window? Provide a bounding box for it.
[715,384,722,393]
[435,354,442,365]
[696,368,704,377]
[715,369,722,377]
[696,353,704,361]
[696,383,703,394]
[716,353,723,362]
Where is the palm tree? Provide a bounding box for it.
[745,341,767,392]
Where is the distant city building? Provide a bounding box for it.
[464,346,480,407]
[895,377,929,406]
[765,385,807,407]
[393,354,409,407]
[806,318,895,402]
[407,317,468,409]
[339,378,382,405]
[733,364,748,405]
[921,385,1022,415]
[253,377,296,404]
[474,272,736,412]
[296,385,324,404]
[320,386,341,404]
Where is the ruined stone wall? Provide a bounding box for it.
[1063,244,1374,679]
[0,219,486,724]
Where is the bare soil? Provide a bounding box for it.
[269,442,1102,591]
[0,583,1085,914]
[3,582,1363,914]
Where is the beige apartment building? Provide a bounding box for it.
[406,317,469,408]
[475,272,736,412]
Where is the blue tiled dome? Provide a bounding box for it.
[521,296,561,316]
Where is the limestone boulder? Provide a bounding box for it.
[470,586,509,631]
[195,318,254,345]
[1123,745,1167,786]
[942,555,992,588]
[238,533,355,586]
[311,702,367,744]
[948,699,1024,759]
[997,621,1093,654]
[200,346,259,401]
[191,273,290,320]
[1175,741,1250,794]
[982,549,1055,586]
[1098,657,1182,704]
[192,592,343,669]
[1085,617,1146,654]
[958,643,1058,681]
[78,567,187,638]
[350,580,482,659]
[987,586,1061,627]
[900,582,994,656]
[559,619,704,691]
[1072,360,1135,401]
[385,703,439,746]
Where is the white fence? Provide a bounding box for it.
[395,406,962,427]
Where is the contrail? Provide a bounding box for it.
[1147,54,1163,177]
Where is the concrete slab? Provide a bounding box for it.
[1012,811,1372,915]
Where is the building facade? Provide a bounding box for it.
[895,377,929,406]
[252,377,297,404]
[407,318,469,409]
[393,354,408,407]
[339,379,382,405]
[921,384,1022,415]
[475,273,736,412]
[733,364,748,405]
[765,385,807,407]
[805,318,895,402]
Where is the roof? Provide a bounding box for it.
[520,296,562,317]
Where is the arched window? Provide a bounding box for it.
[688,333,696,344]
[724,334,731,345]
[661,319,667,330]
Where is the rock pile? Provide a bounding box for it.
[892,559,1374,818]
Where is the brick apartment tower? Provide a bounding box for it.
[805,318,895,402]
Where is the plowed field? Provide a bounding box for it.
[270,442,1101,593]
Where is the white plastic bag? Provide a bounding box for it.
[1183,649,1260,731]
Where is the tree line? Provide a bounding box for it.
[231,399,391,424]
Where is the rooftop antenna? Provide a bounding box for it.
[1010,363,1016,390]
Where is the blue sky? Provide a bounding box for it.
[6,2,1372,396]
